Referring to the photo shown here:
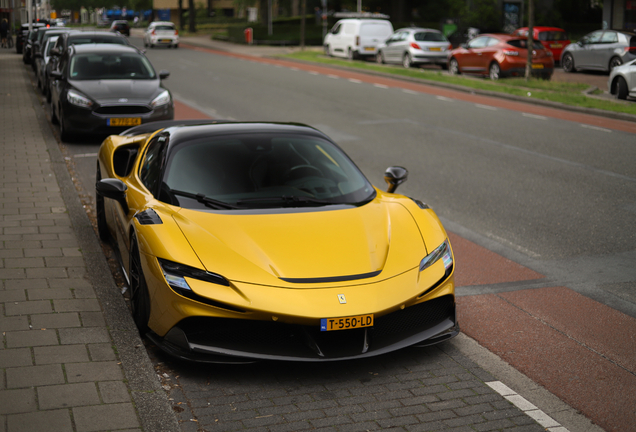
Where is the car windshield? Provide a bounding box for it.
[154,25,175,31]
[162,133,376,210]
[538,31,568,41]
[70,36,129,45]
[70,53,156,80]
[414,32,446,42]
[506,39,545,50]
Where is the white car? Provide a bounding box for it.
[144,21,179,49]
[324,18,394,60]
[608,58,636,100]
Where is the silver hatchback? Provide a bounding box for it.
[377,28,451,69]
[561,29,636,73]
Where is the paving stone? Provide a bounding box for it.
[4,300,52,316]
[0,389,37,414]
[49,278,91,289]
[30,313,81,329]
[87,343,117,361]
[6,364,65,388]
[53,299,101,313]
[5,329,58,348]
[4,279,47,290]
[79,311,106,327]
[0,291,27,303]
[0,349,33,368]
[4,258,44,268]
[7,409,73,432]
[98,381,131,404]
[26,288,73,300]
[38,382,100,409]
[25,268,68,279]
[65,361,124,383]
[58,327,111,345]
[73,403,140,432]
[34,344,89,364]
[0,316,29,332]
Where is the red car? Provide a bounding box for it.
[512,27,570,64]
[447,33,554,80]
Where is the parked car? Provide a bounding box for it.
[324,18,394,60]
[16,20,49,54]
[49,44,174,141]
[377,27,451,68]
[109,20,130,36]
[32,28,73,90]
[512,26,570,64]
[95,119,458,362]
[143,21,179,48]
[447,33,554,80]
[608,58,636,99]
[23,27,46,64]
[561,30,636,73]
[36,36,59,96]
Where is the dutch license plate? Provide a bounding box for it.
[320,314,373,331]
[429,47,441,51]
[160,39,172,43]
[364,47,375,51]
[550,43,562,48]
[108,118,142,127]
[532,64,544,69]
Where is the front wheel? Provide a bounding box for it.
[615,77,628,100]
[129,232,151,334]
[448,58,460,75]
[489,62,501,80]
[376,50,384,64]
[562,53,575,73]
[59,107,74,142]
[609,56,623,70]
[402,53,413,68]
[347,47,356,60]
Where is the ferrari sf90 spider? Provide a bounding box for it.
[96,120,458,362]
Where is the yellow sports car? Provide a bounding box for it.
[96,120,458,362]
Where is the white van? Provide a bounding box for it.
[324,19,394,60]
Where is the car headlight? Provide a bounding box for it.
[67,89,93,108]
[158,258,229,294]
[151,90,171,108]
[419,239,453,276]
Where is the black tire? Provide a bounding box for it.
[129,232,151,334]
[402,53,413,68]
[59,107,74,142]
[609,56,623,70]
[489,62,501,80]
[347,47,355,60]
[376,50,384,64]
[174,44,179,49]
[95,164,110,242]
[50,100,58,125]
[449,58,460,75]
[615,76,628,100]
[562,53,575,73]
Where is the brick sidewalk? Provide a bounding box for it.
[0,50,178,432]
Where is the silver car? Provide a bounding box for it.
[377,28,451,69]
[608,59,636,100]
[561,30,636,72]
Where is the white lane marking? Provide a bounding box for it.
[327,74,339,79]
[290,67,300,71]
[581,124,611,133]
[402,89,419,95]
[308,71,319,75]
[374,83,389,89]
[522,113,547,120]
[485,232,541,258]
[486,381,569,431]
[73,153,98,158]
[436,96,454,102]
[476,104,498,110]
[348,78,362,83]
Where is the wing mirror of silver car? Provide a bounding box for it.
[159,70,170,80]
[384,166,408,193]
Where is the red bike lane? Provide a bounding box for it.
[173,85,636,431]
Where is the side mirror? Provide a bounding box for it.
[159,70,170,80]
[96,178,129,214]
[384,166,408,193]
[577,40,584,46]
[51,48,60,56]
[34,52,43,59]
[49,70,63,80]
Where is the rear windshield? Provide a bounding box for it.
[538,31,568,41]
[70,53,156,80]
[414,32,447,42]
[154,25,175,31]
[69,36,129,45]
[507,39,545,50]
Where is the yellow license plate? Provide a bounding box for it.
[550,44,562,48]
[160,39,172,43]
[429,47,441,51]
[108,118,142,127]
[531,64,544,69]
[364,47,375,51]
[320,314,373,331]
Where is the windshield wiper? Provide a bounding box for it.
[170,189,239,210]
[236,196,334,207]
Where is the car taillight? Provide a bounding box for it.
[626,46,636,54]
[175,29,178,35]
[410,42,420,50]
[152,29,156,35]
[503,49,519,56]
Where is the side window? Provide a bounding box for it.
[330,23,341,35]
[139,135,168,197]
[467,37,488,49]
[487,37,499,47]
[585,31,603,44]
[600,31,618,44]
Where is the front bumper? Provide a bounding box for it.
[148,294,458,363]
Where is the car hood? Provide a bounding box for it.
[172,198,427,287]
[70,79,162,104]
